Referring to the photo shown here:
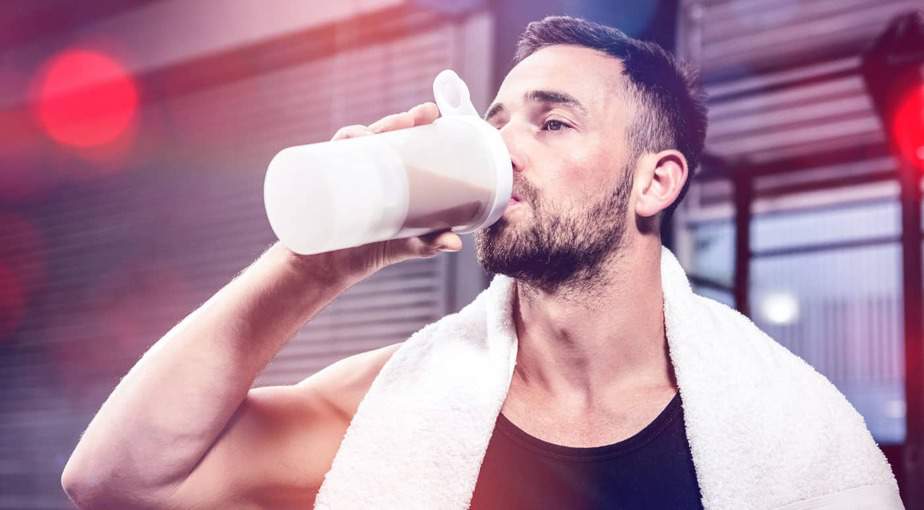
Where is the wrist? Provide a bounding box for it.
[267,242,370,289]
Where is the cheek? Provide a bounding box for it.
[556,150,616,202]
[536,135,623,208]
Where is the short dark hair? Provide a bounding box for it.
[513,16,707,225]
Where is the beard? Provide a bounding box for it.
[474,166,633,295]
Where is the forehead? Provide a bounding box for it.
[493,44,632,121]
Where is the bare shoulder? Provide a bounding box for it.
[297,341,403,422]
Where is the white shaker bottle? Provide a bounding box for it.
[263,69,512,255]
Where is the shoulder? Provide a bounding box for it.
[296,341,403,422]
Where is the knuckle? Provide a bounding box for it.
[371,113,405,132]
[418,101,438,113]
[409,102,440,124]
[332,124,369,140]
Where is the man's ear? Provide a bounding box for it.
[634,150,688,218]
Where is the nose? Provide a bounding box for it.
[498,124,526,174]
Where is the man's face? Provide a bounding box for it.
[474,44,639,293]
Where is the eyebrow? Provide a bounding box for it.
[484,89,588,123]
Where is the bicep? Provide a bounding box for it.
[164,341,402,509]
[164,384,347,510]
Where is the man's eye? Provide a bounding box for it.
[542,119,570,131]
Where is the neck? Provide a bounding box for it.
[510,235,676,409]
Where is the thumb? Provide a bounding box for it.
[423,230,463,253]
[382,230,462,264]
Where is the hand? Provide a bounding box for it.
[287,103,464,282]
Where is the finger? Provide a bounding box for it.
[434,232,463,252]
[380,231,461,265]
[331,124,374,141]
[408,102,440,126]
[381,236,436,264]
[368,112,416,134]
[418,230,463,252]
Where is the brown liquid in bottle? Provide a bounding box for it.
[402,164,492,230]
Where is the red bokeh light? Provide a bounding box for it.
[0,214,47,342]
[34,49,138,148]
[0,107,49,202]
[0,264,25,342]
[891,83,924,171]
[0,213,47,291]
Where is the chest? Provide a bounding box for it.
[498,386,678,448]
[471,387,702,510]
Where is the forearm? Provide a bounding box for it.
[61,242,361,499]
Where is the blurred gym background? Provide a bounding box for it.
[1,0,922,507]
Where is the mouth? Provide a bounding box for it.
[506,194,525,211]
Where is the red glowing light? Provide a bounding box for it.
[35,49,138,148]
[0,214,46,342]
[0,264,25,342]
[0,213,47,292]
[891,84,924,170]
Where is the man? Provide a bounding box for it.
[467,16,705,508]
[61,16,894,510]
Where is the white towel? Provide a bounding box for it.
[314,246,903,509]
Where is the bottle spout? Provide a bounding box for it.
[433,69,480,117]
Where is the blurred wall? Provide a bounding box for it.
[674,0,922,498]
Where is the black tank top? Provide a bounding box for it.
[469,391,704,509]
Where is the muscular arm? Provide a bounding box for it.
[162,342,402,510]
[60,102,453,510]
[60,243,368,508]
